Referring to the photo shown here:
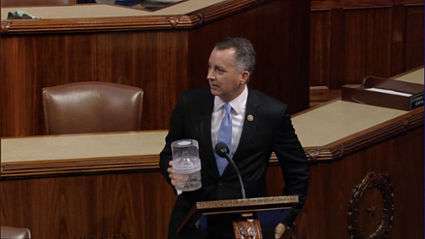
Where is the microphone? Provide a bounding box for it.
[215,142,246,199]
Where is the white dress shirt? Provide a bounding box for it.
[211,86,248,157]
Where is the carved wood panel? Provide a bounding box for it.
[348,172,394,239]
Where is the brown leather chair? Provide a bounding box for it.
[42,81,143,135]
[1,226,31,239]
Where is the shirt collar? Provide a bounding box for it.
[213,85,248,114]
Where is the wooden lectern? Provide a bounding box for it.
[178,195,299,239]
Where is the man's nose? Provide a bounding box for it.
[207,69,215,80]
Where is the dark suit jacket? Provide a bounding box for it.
[160,88,309,238]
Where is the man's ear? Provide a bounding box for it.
[240,71,250,85]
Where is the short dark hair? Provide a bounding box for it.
[214,37,256,73]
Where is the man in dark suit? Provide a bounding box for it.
[160,37,309,239]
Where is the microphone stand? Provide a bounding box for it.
[215,143,246,199]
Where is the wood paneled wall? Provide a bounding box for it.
[0,31,190,136]
[1,0,422,101]
[0,0,310,137]
[310,0,423,102]
[1,171,176,239]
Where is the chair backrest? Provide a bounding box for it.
[42,81,143,135]
[1,226,31,239]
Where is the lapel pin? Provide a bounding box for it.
[247,114,254,122]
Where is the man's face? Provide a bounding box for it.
[207,48,249,102]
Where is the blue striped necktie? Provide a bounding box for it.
[215,103,232,175]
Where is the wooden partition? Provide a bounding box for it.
[292,106,423,238]
[1,101,423,238]
[0,0,310,137]
[309,0,423,104]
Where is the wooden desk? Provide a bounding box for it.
[1,131,167,175]
[0,0,310,137]
[1,99,423,238]
[391,67,424,85]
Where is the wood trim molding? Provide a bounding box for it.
[291,99,423,161]
[2,106,421,177]
[0,15,196,33]
[0,0,268,33]
[305,106,423,161]
[1,154,159,178]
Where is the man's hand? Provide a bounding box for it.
[167,161,188,189]
[274,223,286,239]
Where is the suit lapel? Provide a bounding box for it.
[228,89,261,166]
